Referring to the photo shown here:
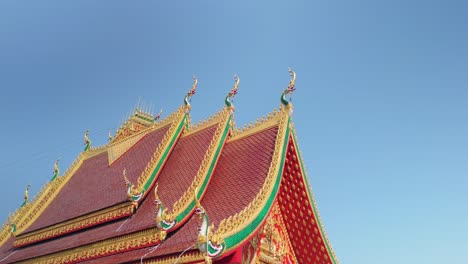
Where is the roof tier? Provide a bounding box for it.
[24,126,169,233]
[0,120,220,263]
[0,78,339,264]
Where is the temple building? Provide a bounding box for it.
[0,70,338,264]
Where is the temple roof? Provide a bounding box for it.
[0,71,339,264]
[25,126,169,233]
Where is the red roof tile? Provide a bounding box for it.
[4,125,217,263]
[156,125,217,212]
[3,125,280,263]
[278,137,334,264]
[78,126,280,263]
[0,237,14,263]
[24,126,169,233]
[202,126,278,228]
[82,217,200,264]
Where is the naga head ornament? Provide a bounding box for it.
[184,75,198,111]
[154,108,163,121]
[225,74,240,110]
[281,68,297,108]
[286,67,296,94]
[84,129,91,151]
[153,184,161,205]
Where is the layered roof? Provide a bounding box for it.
[0,72,339,264]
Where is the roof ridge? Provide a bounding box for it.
[229,106,285,142]
[127,106,187,203]
[184,108,225,136]
[2,107,187,248]
[156,107,233,233]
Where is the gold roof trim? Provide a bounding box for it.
[133,106,186,194]
[142,251,205,264]
[107,113,174,165]
[228,107,283,142]
[165,107,231,223]
[208,106,290,248]
[184,108,226,136]
[14,201,135,247]
[0,108,182,248]
[0,150,87,247]
[16,227,166,264]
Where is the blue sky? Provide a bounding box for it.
[0,1,467,263]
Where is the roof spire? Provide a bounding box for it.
[184,75,198,112]
[225,74,239,111]
[123,168,133,200]
[51,159,60,181]
[7,213,16,233]
[108,131,114,142]
[280,68,296,108]
[21,184,31,207]
[84,129,91,151]
[154,108,163,122]
[194,187,210,260]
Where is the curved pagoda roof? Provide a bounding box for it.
[0,72,339,264]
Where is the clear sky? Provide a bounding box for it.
[0,1,467,263]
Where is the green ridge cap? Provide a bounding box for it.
[223,118,290,249]
[175,115,231,223]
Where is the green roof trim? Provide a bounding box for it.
[223,117,290,250]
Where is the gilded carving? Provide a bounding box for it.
[14,202,135,247]
[16,227,166,264]
[168,108,230,225]
[207,105,290,254]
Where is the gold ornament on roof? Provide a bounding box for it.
[281,68,296,107]
[53,159,60,175]
[184,75,198,111]
[225,74,239,110]
[84,129,91,151]
[123,168,136,201]
[24,184,30,204]
[154,108,163,122]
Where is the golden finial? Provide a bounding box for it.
[288,67,296,89]
[194,187,201,208]
[184,75,198,111]
[122,168,128,183]
[225,74,240,109]
[108,131,113,142]
[154,183,160,202]
[154,108,163,121]
[232,74,240,93]
[281,68,297,107]
[191,75,198,94]
[54,159,60,175]
[7,213,13,225]
[84,129,89,143]
[24,184,30,203]
[84,129,91,150]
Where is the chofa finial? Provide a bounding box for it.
[21,184,31,207]
[225,74,240,110]
[184,75,198,112]
[7,213,16,233]
[154,108,163,122]
[84,129,91,151]
[51,159,60,181]
[281,68,296,107]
